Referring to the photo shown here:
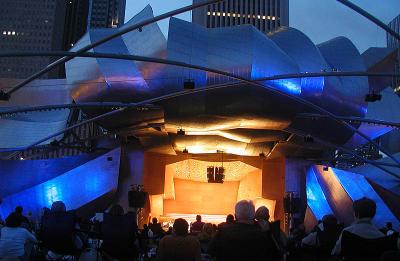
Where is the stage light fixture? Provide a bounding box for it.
[183,148,188,153]
[323,165,329,171]
[365,92,382,102]
[183,79,195,90]
[138,27,143,32]
[0,90,10,101]
[177,128,185,135]
[259,152,266,158]
[304,135,314,143]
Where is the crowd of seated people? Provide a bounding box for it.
[0,196,399,261]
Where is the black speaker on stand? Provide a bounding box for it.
[128,190,148,209]
[128,185,148,227]
[284,191,300,235]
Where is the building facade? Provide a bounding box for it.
[192,0,289,33]
[0,0,126,79]
[0,0,73,78]
[388,14,400,48]
[89,0,126,29]
[387,15,400,94]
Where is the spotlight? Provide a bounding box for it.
[138,27,143,32]
[323,165,329,171]
[177,128,185,135]
[0,90,10,101]
[183,79,195,90]
[183,148,188,153]
[365,92,382,102]
[304,135,314,143]
[259,152,266,158]
[19,157,24,160]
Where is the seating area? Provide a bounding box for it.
[0,197,399,261]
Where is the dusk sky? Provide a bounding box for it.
[125,0,400,53]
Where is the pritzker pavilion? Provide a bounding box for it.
[0,0,399,255]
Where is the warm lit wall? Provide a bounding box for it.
[237,169,262,201]
[262,157,286,222]
[164,179,240,215]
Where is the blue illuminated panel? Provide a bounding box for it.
[332,168,399,230]
[0,148,120,220]
[306,167,334,220]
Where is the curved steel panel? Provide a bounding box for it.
[318,37,368,117]
[269,27,327,97]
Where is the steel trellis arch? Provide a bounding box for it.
[1,50,399,168]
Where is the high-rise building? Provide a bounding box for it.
[0,0,126,79]
[388,14,400,48]
[0,0,76,79]
[387,15,400,94]
[192,0,289,33]
[89,0,126,29]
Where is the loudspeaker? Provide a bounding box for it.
[284,196,300,213]
[128,191,148,208]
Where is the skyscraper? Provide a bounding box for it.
[0,0,126,79]
[89,0,126,29]
[387,15,399,94]
[192,0,289,33]
[0,0,76,79]
[388,14,400,48]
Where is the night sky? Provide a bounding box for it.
[125,0,400,53]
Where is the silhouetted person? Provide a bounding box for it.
[101,204,137,260]
[156,218,201,261]
[209,200,279,261]
[301,214,341,260]
[386,222,396,236]
[255,206,287,253]
[0,212,37,260]
[331,197,385,256]
[190,215,205,235]
[218,214,234,230]
[149,217,164,237]
[197,223,216,253]
[13,206,31,231]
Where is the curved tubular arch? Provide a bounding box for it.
[0,78,400,176]
[285,127,400,179]
[337,0,400,42]
[1,51,399,167]
[0,51,399,80]
[297,113,400,129]
[3,0,223,97]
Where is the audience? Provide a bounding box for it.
[197,223,216,253]
[12,206,31,231]
[385,222,396,236]
[301,214,341,260]
[149,217,164,238]
[101,204,137,260]
[156,218,201,261]
[218,214,234,230]
[190,215,205,235]
[0,212,37,260]
[208,200,279,260]
[2,196,398,261]
[255,206,287,253]
[331,197,385,256]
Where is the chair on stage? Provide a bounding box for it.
[341,230,399,261]
[99,212,138,261]
[40,211,83,260]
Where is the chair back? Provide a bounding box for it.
[101,213,137,260]
[341,230,399,261]
[40,211,77,255]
